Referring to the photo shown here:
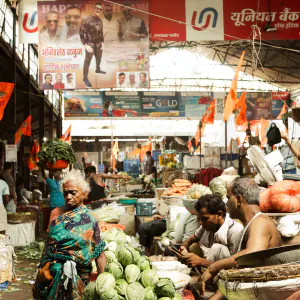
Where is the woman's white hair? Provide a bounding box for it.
[60,169,91,193]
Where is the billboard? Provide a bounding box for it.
[38,1,149,90]
[150,0,300,41]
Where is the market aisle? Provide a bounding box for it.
[0,259,37,300]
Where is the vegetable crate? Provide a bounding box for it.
[123,159,140,177]
[136,202,153,216]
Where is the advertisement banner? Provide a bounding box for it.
[18,0,38,44]
[141,92,179,117]
[38,1,149,90]
[150,0,300,41]
[271,91,290,118]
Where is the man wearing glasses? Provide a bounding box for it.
[79,3,106,88]
[40,10,61,45]
[60,5,82,43]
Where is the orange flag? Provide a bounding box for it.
[235,91,247,126]
[202,99,215,125]
[276,102,288,120]
[223,50,245,122]
[15,115,32,144]
[260,119,270,147]
[0,82,14,121]
[60,125,71,144]
[254,124,259,137]
[28,141,40,170]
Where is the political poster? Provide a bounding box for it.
[38,1,149,90]
[141,92,179,117]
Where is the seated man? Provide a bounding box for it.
[200,177,282,299]
[180,194,244,268]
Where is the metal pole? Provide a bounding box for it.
[225,121,228,169]
[199,122,202,184]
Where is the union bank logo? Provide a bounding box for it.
[191,7,218,31]
[23,11,38,33]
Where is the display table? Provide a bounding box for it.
[6,221,35,247]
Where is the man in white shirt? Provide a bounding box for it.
[127,73,138,88]
[117,72,126,88]
[180,194,244,268]
[102,4,119,42]
[40,10,61,46]
[0,179,10,234]
[65,73,75,89]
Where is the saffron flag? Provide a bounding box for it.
[276,102,288,120]
[15,115,32,144]
[202,99,215,125]
[0,82,14,121]
[60,125,71,144]
[260,119,270,147]
[195,122,206,146]
[28,141,40,170]
[235,91,247,126]
[223,50,245,122]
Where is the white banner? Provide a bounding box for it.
[18,0,38,44]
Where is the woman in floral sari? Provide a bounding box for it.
[33,170,107,300]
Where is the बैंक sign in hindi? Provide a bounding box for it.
[38,0,149,90]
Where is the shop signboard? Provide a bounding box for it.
[38,0,150,90]
[5,145,17,162]
[150,0,300,41]
[64,90,103,117]
[141,92,179,117]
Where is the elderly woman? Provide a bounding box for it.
[33,170,107,299]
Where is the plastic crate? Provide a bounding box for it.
[123,159,140,172]
[220,154,239,161]
[152,150,162,161]
[136,202,153,216]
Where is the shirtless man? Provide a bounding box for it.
[200,177,282,299]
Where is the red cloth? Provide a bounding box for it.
[195,167,223,186]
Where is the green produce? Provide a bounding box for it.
[117,244,139,267]
[137,256,151,271]
[125,282,145,300]
[125,264,140,283]
[100,289,119,300]
[158,298,172,300]
[173,292,182,299]
[115,279,128,296]
[141,269,160,288]
[105,262,124,280]
[144,287,158,300]
[37,138,75,165]
[209,177,227,198]
[83,281,99,300]
[187,184,212,200]
[104,250,118,263]
[155,278,176,298]
[15,241,45,260]
[95,272,116,295]
[104,228,127,244]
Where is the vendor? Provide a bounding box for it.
[2,162,17,213]
[281,131,300,161]
[85,166,129,204]
[0,179,10,235]
[200,177,282,299]
[144,151,154,175]
[106,167,116,192]
[16,177,31,204]
[33,169,107,299]
[180,194,243,268]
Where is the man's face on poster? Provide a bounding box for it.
[119,74,125,84]
[56,74,63,83]
[123,7,133,20]
[103,5,113,20]
[45,75,52,84]
[67,75,73,83]
[140,73,146,83]
[129,74,135,83]
[46,13,59,32]
[65,7,81,30]
[94,5,103,18]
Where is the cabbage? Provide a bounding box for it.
[157,298,172,300]
[219,175,239,187]
[141,269,160,288]
[155,278,176,298]
[137,256,151,271]
[83,281,99,300]
[173,292,182,300]
[144,287,158,300]
[125,264,140,283]
[117,244,138,267]
[96,272,116,294]
[105,262,123,280]
[100,289,119,300]
[209,177,227,198]
[125,282,145,300]
[115,279,128,296]
[108,242,118,252]
[187,184,212,200]
[104,228,127,245]
[105,251,118,263]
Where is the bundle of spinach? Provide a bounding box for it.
[15,241,45,260]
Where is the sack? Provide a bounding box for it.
[267,123,281,146]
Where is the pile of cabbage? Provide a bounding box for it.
[161,213,182,247]
[84,227,182,300]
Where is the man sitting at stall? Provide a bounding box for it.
[180,194,244,268]
[33,169,107,299]
[200,177,282,299]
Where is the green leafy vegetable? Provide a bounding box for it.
[105,262,124,280]
[125,282,145,300]
[115,279,128,296]
[95,272,116,295]
[155,278,176,298]
[125,264,140,283]
[141,270,160,288]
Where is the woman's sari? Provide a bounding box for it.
[35,205,106,299]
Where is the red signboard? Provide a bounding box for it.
[150,0,300,41]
